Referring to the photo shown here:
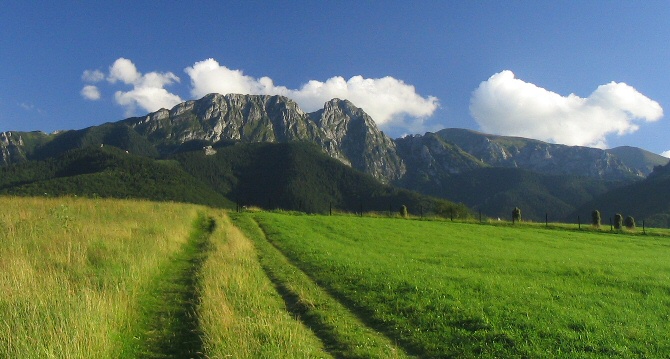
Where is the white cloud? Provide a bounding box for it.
[82,69,104,83]
[661,150,670,158]
[107,58,141,84]
[114,87,182,116]
[81,85,101,100]
[184,58,438,129]
[95,58,184,115]
[470,70,663,148]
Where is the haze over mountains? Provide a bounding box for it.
[1,93,668,224]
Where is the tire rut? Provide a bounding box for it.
[131,214,214,359]
[237,214,412,359]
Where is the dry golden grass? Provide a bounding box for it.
[0,196,201,358]
[198,212,330,358]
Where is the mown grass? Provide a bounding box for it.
[232,213,411,358]
[198,212,332,358]
[0,196,202,358]
[249,212,670,358]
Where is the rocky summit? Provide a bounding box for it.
[121,94,406,183]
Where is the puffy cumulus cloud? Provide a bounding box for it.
[107,58,141,84]
[110,59,182,115]
[185,58,271,97]
[661,150,670,158]
[185,58,438,129]
[114,86,182,116]
[81,85,101,100]
[470,70,663,148]
[81,58,183,115]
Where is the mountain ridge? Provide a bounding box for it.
[1,93,667,221]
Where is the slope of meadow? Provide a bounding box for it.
[0,197,201,357]
[0,197,330,358]
[247,212,670,358]
[5,196,670,358]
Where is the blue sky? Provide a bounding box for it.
[2,1,670,154]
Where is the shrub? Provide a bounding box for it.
[624,216,636,229]
[512,207,521,223]
[400,205,408,219]
[614,213,623,230]
[591,210,601,227]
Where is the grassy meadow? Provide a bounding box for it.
[248,212,670,358]
[0,196,201,358]
[3,196,670,358]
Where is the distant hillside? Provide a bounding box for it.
[172,141,469,217]
[0,146,232,207]
[605,146,669,176]
[400,128,653,180]
[570,163,670,227]
[402,167,625,222]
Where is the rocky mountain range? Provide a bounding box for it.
[1,93,667,220]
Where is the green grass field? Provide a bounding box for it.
[246,212,670,358]
[3,197,670,358]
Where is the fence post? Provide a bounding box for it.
[610,217,613,231]
[420,205,423,219]
[643,220,646,234]
[360,203,363,217]
[545,213,548,227]
[578,215,581,230]
[479,210,482,223]
[329,202,332,216]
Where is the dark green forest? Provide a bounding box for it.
[0,142,470,219]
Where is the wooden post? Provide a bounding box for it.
[545,213,548,227]
[420,205,423,219]
[643,220,646,234]
[329,202,332,216]
[450,208,453,222]
[360,203,363,217]
[578,215,581,230]
[610,217,613,231]
[479,210,482,223]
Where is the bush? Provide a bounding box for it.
[614,213,623,230]
[512,207,522,223]
[591,210,601,227]
[624,216,636,229]
[400,205,408,219]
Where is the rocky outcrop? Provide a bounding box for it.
[123,94,405,183]
[310,99,405,182]
[0,132,27,166]
[419,128,645,180]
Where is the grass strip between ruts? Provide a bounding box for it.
[230,213,412,359]
[120,213,214,358]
